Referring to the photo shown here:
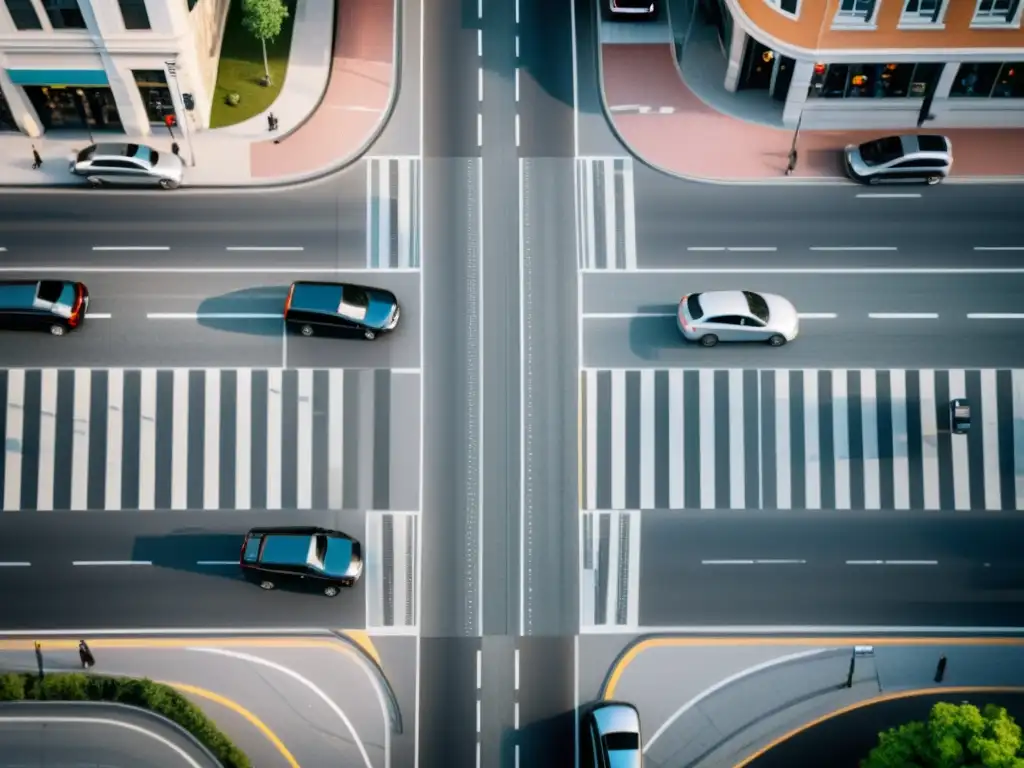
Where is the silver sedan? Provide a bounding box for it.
[677,290,799,347]
[70,142,184,189]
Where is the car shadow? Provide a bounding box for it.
[196,286,288,336]
[627,304,680,361]
[132,530,246,581]
[508,707,577,768]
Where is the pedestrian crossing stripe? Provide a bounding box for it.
[580,368,1024,512]
[575,157,637,271]
[366,157,420,270]
[580,510,640,630]
[365,511,418,632]
[0,368,420,513]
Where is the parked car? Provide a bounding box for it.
[284,281,400,340]
[0,280,89,336]
[580,701,643,768]
[844,134,952,185]
[604,0,658,19]
[239,526,363,597]
[70,142,184,189]
[677,290,799,347]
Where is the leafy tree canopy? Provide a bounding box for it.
[861,702,1024,768]
[241,0,289,43]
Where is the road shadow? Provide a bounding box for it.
[510,707,577,768]
[627,304,682,361]
[132,530,246,581]
[196,286,287,336]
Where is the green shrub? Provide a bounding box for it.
[3,672,250,768]
[226,92,241,106]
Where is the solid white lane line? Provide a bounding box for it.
[727,246,776,252]
[581,267,1024,274]
[515,115,520,147]
[809,246,898,251]
[845,560,938,565]
[868,313,938,319]
[701,559,806,565]
[0,267,420,274]
[146,312,280,319]
[686,247,725,251]
[798,313,837,319]
[967,313,1024,319]
[225,246,303,251]
[92,246,170,251]
[85,312,112,319]
[478,69,483,101]
[974,246,1024,251]
[196,561,236,565]
[582,312,675,319]
[856,193,921,198]
[72,560,152,566]
[477,114,483,147]
[0,562,30,567]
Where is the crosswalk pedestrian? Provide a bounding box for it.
[575,157,637,271]
[581,367,1024,512]
[0,368,421,512]
[366,156,421,269]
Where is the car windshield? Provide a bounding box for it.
[859,137,903,167]
[686,293,704,320]
[338,286,370,321]
[742,291,769,323]
[603,733,640,751]
[77,146,96,163]
[306,534,328,571]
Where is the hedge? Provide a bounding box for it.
[0,672,250,768]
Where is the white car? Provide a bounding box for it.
[581,702,642,768]
[70,142,184,189]
[677,290,798,347]
[844,134,952,186]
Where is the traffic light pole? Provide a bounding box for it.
[165,60,195,167]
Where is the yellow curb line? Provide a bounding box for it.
[603,636,1024,700]
[340,630,382,668]
[733,686,1024,768]
[164,680,301,768]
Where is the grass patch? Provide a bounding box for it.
[209,0,298,128]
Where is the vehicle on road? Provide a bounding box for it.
[844,134,952,185]
[580,701,643,768]
[239,526,364,597]
[604,0,658,19]
[70,142,184,190]
[677,290,798,347]
[284,281,400,340]
[951,398,971,434]
[0,280,89,336]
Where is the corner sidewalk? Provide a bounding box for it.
[0,0,395,187]
[599,12,1024,183]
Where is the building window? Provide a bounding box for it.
[949,62,1002,97]
[810,63,942,99]
[4,0,43,29]
[992,63,1024,97]
[973,0,1022,25]
[766,0,799,15]
[42,0,86,29]
[133,70,174,122]
[118,0,150,29]
[834,0,876,23]
[901,0,945,24]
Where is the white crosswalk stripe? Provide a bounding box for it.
[575,157,637,271]
[580,510,640,631]
[581,368,1024,512]
[0,368,420,512]
[366,156,421,269]
[365,511,419,633]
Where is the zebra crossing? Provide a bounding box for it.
[581,368,1024,512]
[365,512,418,633]
[0,368,421,512]
[575,157,637,271]
[366,156,421,269]
[581,510,640,631]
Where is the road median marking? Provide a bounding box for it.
[166,680,300,768]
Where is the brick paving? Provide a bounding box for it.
[602,43,1024,181]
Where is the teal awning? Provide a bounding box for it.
[7,69,109,87]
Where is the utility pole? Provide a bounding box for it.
[165,61,195,167]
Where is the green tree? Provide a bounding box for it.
[241,0,289,86]
[861,702,1024,768]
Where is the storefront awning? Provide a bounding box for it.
[6,69,109,87]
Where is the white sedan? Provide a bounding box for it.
[677,290,799,347]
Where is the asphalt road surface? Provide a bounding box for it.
[638,511,1024,627]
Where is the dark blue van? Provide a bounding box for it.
[0,280,89,336]
[284,281,400,340]
[239,526,364,597]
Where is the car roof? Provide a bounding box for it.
[697,290,749,317]
[897,134,951,160]
[0,281,39,309]
[259,533,314,565]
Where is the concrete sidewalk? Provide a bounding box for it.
[0,0,396,187]
[599,11,1024,183]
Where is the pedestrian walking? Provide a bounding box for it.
[267,112,278,132]
[31,145,42,170]
[34,641,44,677]
[934,654,947,683]
[78,639,95,670]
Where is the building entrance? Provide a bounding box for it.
[24,86,122,131]
[0,86,16,131]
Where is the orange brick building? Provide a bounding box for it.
[701,0,1024,128]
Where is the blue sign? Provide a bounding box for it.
[6,69,109,87]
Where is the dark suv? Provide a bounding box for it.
[284,281,400,340]
[239,526,364,597]
[0,280,89,336]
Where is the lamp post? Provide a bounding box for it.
[164,60,195,167]
[788,3,834,174]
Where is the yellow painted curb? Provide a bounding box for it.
[164,680,301,768]
[733,686,1024,767]
[603,636,1024,700]
[340,630,381,668]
